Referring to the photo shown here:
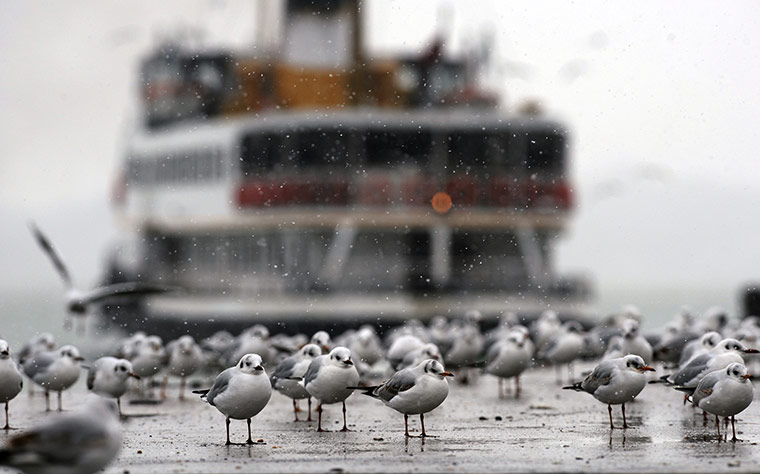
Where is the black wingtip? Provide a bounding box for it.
[192,389,209,397]
[347,385,378,397]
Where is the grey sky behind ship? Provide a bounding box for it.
[1,0,759,324]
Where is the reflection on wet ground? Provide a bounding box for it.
[2,362,759,473]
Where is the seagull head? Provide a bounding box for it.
[300,343,322,359]
[114,359,139,380]
[0,339,9,358]
[726,362,752,382]
[421,343,442,361]
[238,353,265,375]
[423,359,454,379]
[329,347,353,367]
[507,331,525,348]
[623,354,655,373]
[622,319,640,339]
[177,335,197,354]
[715,338,759,355]
[59,344,85,362]
[700,331,721,349]
[311,331,332,353]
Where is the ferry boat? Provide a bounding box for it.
[101,0,593,337]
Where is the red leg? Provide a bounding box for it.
[622,403,628,429]
[317,403,324,432]
[246,418,254,444]
[340,400,351,432]
[3,402,9,430]
[608,404,614,429]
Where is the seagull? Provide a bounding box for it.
[193,353,272,445]
[387,335,425,370]
[484,330,532,399]
[354,359,453,437]
[678,331,721,367]
[347,325,384,366]
[127,335,165,381]
[22,345,84,412]
[225,325,275,367]
[0,340,23,429]
[303,347,360,432]
[310,330,333,354]
[162,335,204,400]
[664,338,758,389]
[17,333,55,363]
[603,318,653,363]
[682,362,754,442]
[0,395,122,474]
[87,357,139,415]
[530,309,561,351]
[397,343,442,370]
[563,354,655,429]
[538,321,585,384]
[270,344,321,421]
[29,222,175,332]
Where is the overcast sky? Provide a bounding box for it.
[1,0,759,322]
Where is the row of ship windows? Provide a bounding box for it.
[145,231,538,292]
[125,129,565,186]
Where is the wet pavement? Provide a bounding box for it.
[2,363,759,473]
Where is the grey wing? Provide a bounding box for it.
[375,369,417,403]
[691,371,721,406]
[671,354,711,386]
[303,357,325,387]
[29,222,73,288]
[271,356,298,382]
[205,369,234,406]
[581,361,615,394]
[22,352,56,379]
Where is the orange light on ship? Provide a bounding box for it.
[431,191,452,214]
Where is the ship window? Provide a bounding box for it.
[451,231,526,290]
[364,130,431,167]
[240,133,279,175]
[290,130,348,168]
[446,132,493,173]
[526,131,565,173]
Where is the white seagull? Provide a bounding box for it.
[22,345,84,412]
[485,330,533,399]
[356,359,453,437]
[29,222,174,332]
[563,354,655,429]
[303,347,360,432]
[270,344,321,421]
[193,353,272,445]
[87,357,139,414]
[681,362,754,442]
[0,396,122,474]
[0,340,23,429]
[162,335,204,400]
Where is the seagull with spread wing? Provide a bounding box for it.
[29,222,175,332]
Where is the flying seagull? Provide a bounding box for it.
[29,222,175,332]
